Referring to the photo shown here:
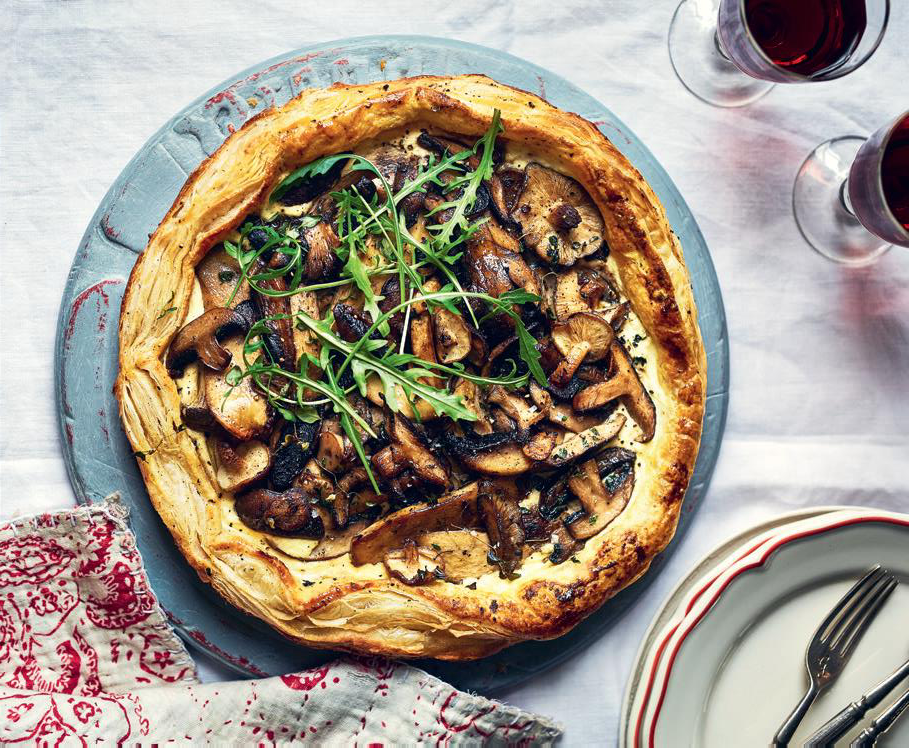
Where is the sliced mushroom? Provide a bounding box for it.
[383,540,443,585]
[432,307,472,364]
[567,449,635,540]
[603,301,631,331]
[479,479,525,576]
[464,221,540,302]
[542,411,627,468]
[203,338,272,441]
[235,487,326,537]
[270,420,319,491]
[486,386,545,432]
[316,419,355,473]
[457,442,534,476]
[166,307,249,377]
[215,440,271,492]
[510,163,606,266]
[573,340,656,442]
[302,221,341,281]
[333,303,374,343]
[548,524,583,564]
[181,402,216,431]
[364,375,438,422]
[417,530,492,582]
[547,403,604,434]
[452,379,493,435]
[408,312,444,388]
[197,246,249,308]
[489,166,527,229]
[254,275,297,371]
[350,482,480,565]
[522,428,561,461]
[371,411,449,489]
[290,290,321,395]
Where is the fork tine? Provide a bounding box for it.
[835,576,898,657]
[816,566,884,644]
[828,574,894,649]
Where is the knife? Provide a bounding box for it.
[805,656,909,747]
[849,687,909,748]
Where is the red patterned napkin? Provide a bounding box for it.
[0,499,561,745]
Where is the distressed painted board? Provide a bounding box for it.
[54,35,729,693]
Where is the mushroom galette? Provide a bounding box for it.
[117,75,706,659]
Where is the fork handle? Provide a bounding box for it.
[805,658,909,747]
[773,684,819,747]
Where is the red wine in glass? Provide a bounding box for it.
[795,112,909,264]
[742,0,867,77]
[848,113,909,246]
[879,117,909,231]
[669,0,889,107]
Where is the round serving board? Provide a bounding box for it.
[54,35,729,693]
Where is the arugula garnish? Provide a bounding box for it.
[224,110,548,481]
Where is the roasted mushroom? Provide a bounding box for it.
[316,419,356,473]
[416,530,492,582]
[270,420,319,491]
[489,166,527,229]
[479,479,525,576]
[202,337,272,441]
[334,303,374,343]
[372,411,449,489]
[567,449,635,539]
[542,411,626,468]
[383,540,443,585]
[302,221,342,281]
[464,221,540,302]
[522,428,561,461]
[510,163,606,266]
[455,441,534,476]
[350,482,480,565]
[166,307,249,377]
[235,487,326,537]
[197,246,249,308]
[432,307,472,364]
[549,312,615,387]
[215,440,271,492]
[486,386,545,432]
[254,275,296,370]
[573,340,656,441]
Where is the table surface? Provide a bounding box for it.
[2,1,907,744]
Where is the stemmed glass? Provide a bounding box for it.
[668,0,890,108]
[794,111,909,265]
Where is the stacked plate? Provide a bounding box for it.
[621,507,909,747]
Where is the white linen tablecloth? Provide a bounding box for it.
[1,1,907,744]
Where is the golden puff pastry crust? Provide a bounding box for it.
[116,75,706,660]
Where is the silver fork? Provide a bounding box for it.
[772,565,899,747]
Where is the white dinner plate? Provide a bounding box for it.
[643,511,909,747]
[621,506,849,746]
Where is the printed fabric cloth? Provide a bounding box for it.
[0,499,561,745]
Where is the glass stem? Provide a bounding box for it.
[839,179,857,217]
[713,29,732,61]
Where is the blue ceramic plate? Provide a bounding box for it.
[54,35,728,693]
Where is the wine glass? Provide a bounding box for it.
[668,0,890,108]
[794,111,909,265]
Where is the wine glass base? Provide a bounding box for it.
[669,0,774,107]
[793,136,892,266]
